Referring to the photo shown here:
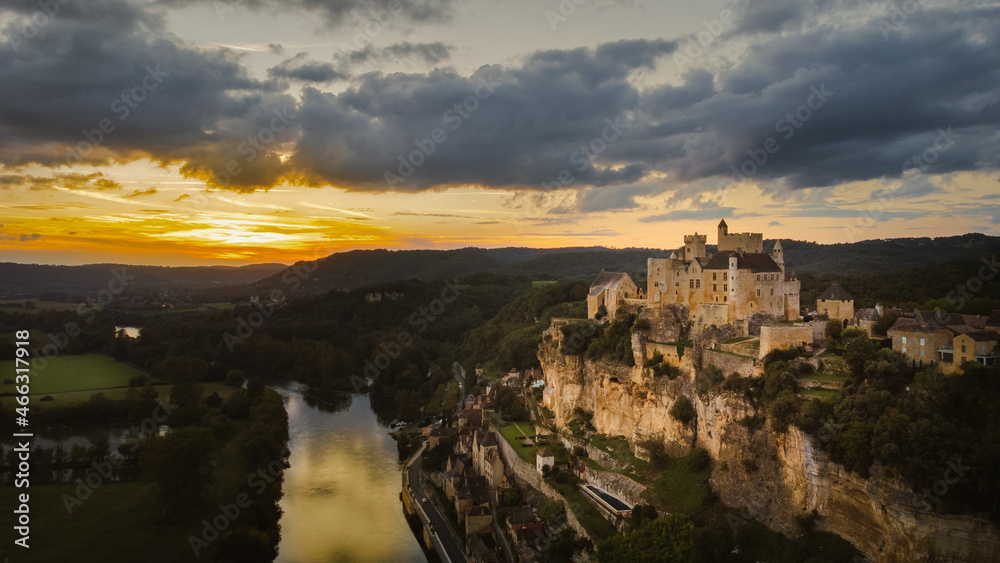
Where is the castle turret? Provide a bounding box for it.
[772,240,785,274]
[683,232,707,262]
[718,219,729,240]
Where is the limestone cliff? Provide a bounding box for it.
[540,309,1000,562]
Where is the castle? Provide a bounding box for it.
[588,220,800,331]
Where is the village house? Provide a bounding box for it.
[817,283,854,321]
[466,505,493,536]
[467,534,501,563]
[887,309,999,369]
[535,449,554,474]
[586,270,640,320]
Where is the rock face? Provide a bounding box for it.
[540,309,1000,562]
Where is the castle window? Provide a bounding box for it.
[901,336,907,344]
[713,273,717,281]
[756,275,760,281]
[723,273,728,281]
[770,289,774,296]
[696,280,701,289]
[713,284,717,292]
[756,289,761,297]
[723,296,727,302]
[962,344,966,353]
[675,282,679,287]
[723,284,728,292]
[690,280,694,289]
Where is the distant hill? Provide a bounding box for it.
[2,233,995,298]
[776,233,1000,276]
[0,262,287,296]
[252,233,1000,296]
[248,247,658,294]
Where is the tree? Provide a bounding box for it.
[630,504,659,528]
[825,319,843,346]
[226,369,246,387]
[139,426,216,519]
[541,499,566,523]
[598,513,693,562]
[669,396,695,425]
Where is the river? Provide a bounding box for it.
[270,381,428,563]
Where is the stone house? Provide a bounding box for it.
[817,283,854,321]
[586,270,639,320]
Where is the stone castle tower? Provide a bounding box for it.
[717,219,763,253]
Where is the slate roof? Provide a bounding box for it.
[507,506,539,526]
[987,310,1000,328]
[589,270,633,296]
[960,331,1000,342]
[703,251,782,273]
[818,283,853,301]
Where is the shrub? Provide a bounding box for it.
[669,397,695,425]
[686,448,711,472]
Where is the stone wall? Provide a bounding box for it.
[703,349,758,378]
[759,324,812,359]
[494,426,592,541]
[580,467,646,508]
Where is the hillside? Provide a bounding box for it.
[254,233,1000,296]
[0,262,287,296]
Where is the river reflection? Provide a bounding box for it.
[270,381,427,563]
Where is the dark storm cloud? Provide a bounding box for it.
[292,38,677,192]
[268,53,346,83]
[0,172,122,191]
[336,41,454,67]
[0,0,998,203]
[155,0,455,24]
[0,0,299,190]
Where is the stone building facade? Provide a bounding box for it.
[645,220,799,330]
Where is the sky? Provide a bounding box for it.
[0,0,998,266]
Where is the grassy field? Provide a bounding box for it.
[547,477,618,541]
[0,299,79,312]
[0,419,257,562]
[802,388,840,401]
[0,353,149,396]
[642,451,713,515]
[498,422,536,462]
[803,373,848,384]
[590,434,648,480]
[0,382,236,409]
